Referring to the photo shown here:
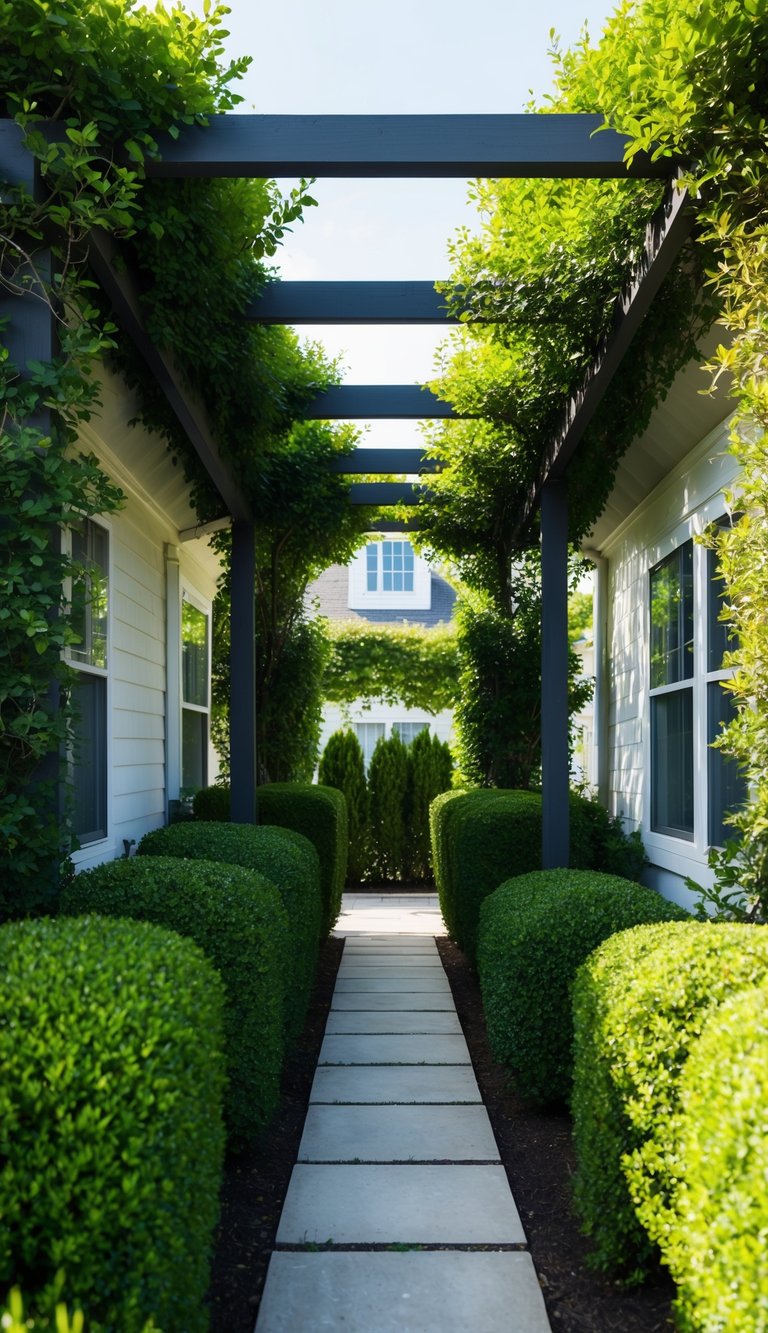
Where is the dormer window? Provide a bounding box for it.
[367,540,415,593]
[349,534,431,610]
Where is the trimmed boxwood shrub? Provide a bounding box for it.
[0,914,225,1332]
[137,820,321,1042]
[430,787,645,961]
[61,856,288,1147]
[477,870,688,1106]
[571,920,768,1279]
[257,783,348,934]
[192,783,231,822]
[666,981,768,1332]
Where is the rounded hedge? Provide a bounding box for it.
[137,820,321,1042]
[571,920,768,1279]
[667,981,768,1332]
[257,783,348,934]
[192,784,230,822]
[0,914,225,1331]
[61,855,288,1147]
[477,870,688,1105]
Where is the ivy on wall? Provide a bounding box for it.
[323,621,459,714]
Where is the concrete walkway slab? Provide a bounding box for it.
[257,1251,551,1333]
[332,993,454,1011]
[276,1164,525,1244]
[310,1064,481,1104]
[298,1104,497,1162]
[325,1010,463,1035]
[319,1033,471,1065]
[335,975,452,993]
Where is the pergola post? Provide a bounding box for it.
[540,479,570,868]
[229,519,258,823]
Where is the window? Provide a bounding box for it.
[181,595,210,791]
[68,519,109,846]
[649,542,694,838]
[392,721,428,746]
[354,722,385,770]
[366,540,415,593]
[648,532,745,848]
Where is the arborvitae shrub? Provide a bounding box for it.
[477,870,688,1105]
[61,855,287,1146]
[406,730,453,881]
[136,820,321,1041]
[318,729,369,882]
[368,732,410,880]
[667,981,768,1333]
[257,783,348,933]
[0,914,225,1331]
[571,920,768,1279]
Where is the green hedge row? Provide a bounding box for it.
[571,920,768,1284]
[0,915,225,1332]
[430,787,643,961]
[477,870,688,1105]
[61,855,287,1147]
[193,782,347,933]
[137,820,321,1043]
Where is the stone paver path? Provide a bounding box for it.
[255,893,552,1332]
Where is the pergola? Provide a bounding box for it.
[2,112,689,865]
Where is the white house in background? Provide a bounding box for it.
[309,535,456,768]
[68,362,221,871]
[584,333,746,910]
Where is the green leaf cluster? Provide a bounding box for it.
[0,913,225,1329]
[323,620,459,714]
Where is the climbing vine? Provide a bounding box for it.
[323,621,459,714]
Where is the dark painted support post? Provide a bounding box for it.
[541,479,570,868]
[229,520,258,824]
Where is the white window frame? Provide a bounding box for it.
[348,537,431,610]
[180,584,212,795]
[65,516,112,856]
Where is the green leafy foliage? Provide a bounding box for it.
[666,981,768,1332]
[405,730,454,881]
[318,729,369,882]
[61,855,287,1146]
[571,920,768,1280]
[477,870,688,1106]
[323,621,459,713]
[0,913,225,1330]
[257,783,348,934]
[430,787,646,961]
[367,732,410,882]
[136,820,321,1043]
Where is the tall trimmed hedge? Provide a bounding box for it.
[61,856,287,1146]
[406,731,454,881]
[667,981,768,1332]
[0,914,225,1331]
[571,920,768,1279]
[257,783,348,934]
[317,729,369,882]
[137,820,321,1041]
[477,870,688,1105]
[430,787,644,960]
[368,731,410,881]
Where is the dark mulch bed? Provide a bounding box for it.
[207,909,676,1333]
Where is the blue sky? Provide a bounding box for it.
[212,0,619,437]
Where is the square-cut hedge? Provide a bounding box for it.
[257,783,348,934]
[477,869,688,1106]
[666,980,768,1333]
[0,914,225,1331]
[431,788,613,960]
[137,820,321,1042]
[61,855,288,1148]
[571,920,768,1279]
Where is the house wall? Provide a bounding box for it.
[72,424,220,871]
[318,702,454,771]
[600,418,739,908]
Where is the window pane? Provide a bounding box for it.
[651,688,694,839]
[366,544,378,592]
[182,600,209,707]
[707,546,737,671]
[392,721,428,745]
[71,673,107,845]
[650,542,693,688]
[70,520,108,670]
[354,721,385,770]
[708,682,747,846]
[182,708,208,791]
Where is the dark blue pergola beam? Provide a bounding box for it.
[349,482,423,505]
[249,281,461,324]
[145,114,675,179]
[305,385,458,419]
[329,448,437,474]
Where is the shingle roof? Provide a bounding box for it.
[307,564,457,627]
